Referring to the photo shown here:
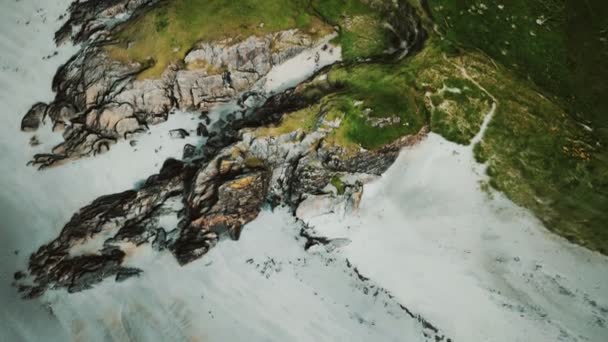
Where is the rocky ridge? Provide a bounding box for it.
[17,72,428,296]
[14,0,445,338]
[22,2,323,168]
[16,0,429,302]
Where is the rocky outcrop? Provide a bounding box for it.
[17,75,428,297]
[26,13,324,168]
[384,0,428,55]
[23,0,430,168]
[17,0,430,297]
[21,103,49,132]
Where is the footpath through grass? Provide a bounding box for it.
[430,0,608,253]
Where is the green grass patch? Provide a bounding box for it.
[330,175,346,195]
[451,47,608,254]
[106,0,333,79]
[323,61,428,149]
[260,40,496,150]
[312,0,397,60]
[255,104,320,137]
[106,0,413,78]
[411,43,493,144]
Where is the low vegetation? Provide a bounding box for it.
[470,55,608,253]
[330,175,346,195]
[430,0,608,253]
[323,62,428,149]
[105,0,402,79]
[431,0,608,131]
[254,104,320,137]
[106,0,332,78]
[312,40,499,149]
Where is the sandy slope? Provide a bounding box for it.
[303,133,608,342]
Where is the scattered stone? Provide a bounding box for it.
[21,102,47,131]
[183,144,196,159]
[115,268,143,282]
[196,123,209,137]
[29,136,41,146]
[170,129,190,139]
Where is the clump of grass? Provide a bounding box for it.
[154,8,169,33]
[312,0,393,60]
[330,175,346,195]
[322,62,428,149]
[255,105,320,137]
[244,157,265,168]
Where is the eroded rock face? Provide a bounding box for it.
[17,0,429,297]
[21,103,48,131]
[17,80,427,297]
[25,12,323,168]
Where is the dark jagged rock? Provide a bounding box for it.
[169,128,190,139]
[321,129,428,175]
[385,0,428,55]
[182,144,197,159]
[151,228,168,251]
[29,136,41,147]
[299,225,332,251]
[20,167,185,297]
[18,74,427,297]
[196,123,209,137]
[21,103,48,132]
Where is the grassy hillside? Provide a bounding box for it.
[102,0,608,253]
[430,0,608,253]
